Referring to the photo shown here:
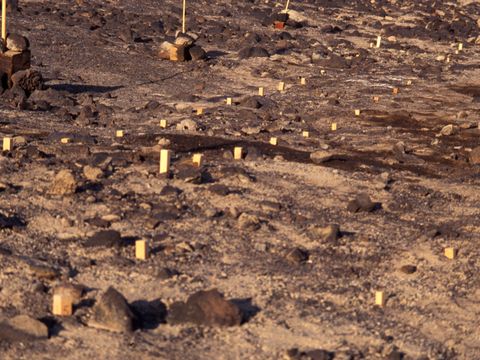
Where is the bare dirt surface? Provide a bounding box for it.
[1,0,480,359]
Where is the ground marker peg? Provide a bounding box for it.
[258,87,265,96]
[373,96,380,103]
[192,153,203,167]
[182,0,186,33]
[3,136,11,151]
[392,87,399,95]
[375,291,385,307]
[226,97,232,105]
[135,239,149,260]
[278,81,285,91]
[196,108,204,115]
[61,138,71,144]
[376,36,381,48]
[300,77,306,85]
[116,130,124,138]
[159,149,171,174]
[331,123,337,131]
[406,80,412,86]
[302,131,309,138]
[234,147,243,160]
[160,119,167,128]
[458,43,463,51]
[53,294,73,316]
[355,109,361,116]
[445,247,456,260]
[270,137,278,146]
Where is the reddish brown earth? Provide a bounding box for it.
[1,0,480,359]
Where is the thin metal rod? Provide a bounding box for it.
[1,0,6,46]
[182,0,186,34]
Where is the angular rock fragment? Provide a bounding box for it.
[285,247,309,265]
[7,315,48,339]
[168,289,243,326]
[83,230,122,248]
[89,287,135,333]
[11,69,44,95]
[238,47,269,59]
[6,34,29,52]
[238,213,260,230]
[347,193,378,213]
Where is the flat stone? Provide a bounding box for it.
[347,193,377,213]
[7,315,48,339]
[469,146,480,165]
[89,287,135,333]
[238,213,260,230]
[285,248,309,265]
[168,289,243,326]
[310,150,332,164]
[6,34,29,51]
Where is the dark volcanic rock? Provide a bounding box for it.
[6,34,29,51]
[285,247,309,265]
[11,69,44,96]
[188,45,206,60]
[84,230,122,247]
[238,46,269,59]
[168,289,243,326]
[89,287,135,333]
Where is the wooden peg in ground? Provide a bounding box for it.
[302,131,309,138]
[160,119,167,128]
[258,87,265,96]
[135,239,149,260]
[53,294,73,316]
[270,137,278,146]
[192,153,203,167]
[116,130,124,138]
[278,81,285,91]
[445,247,456,260]
[234,147,242,160]
[375,291,385,307]
[159,149,171,174]
[2,136,11,151]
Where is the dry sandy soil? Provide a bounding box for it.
[1,0,480,359]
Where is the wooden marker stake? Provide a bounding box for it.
[278,81,285,91]
[116,130,124,138]
[355,109,361,116]
[392,87,399,95]
[61,138,71,144]
[234,147,242,160]
[159,149,171,174]
[331,123,337,131]
[302,131,309,138]
[1,0,6,47]
[270,137,278,146]
[135,239,149,260]
[445,247,456,260]
[258,87,265,96]
[458,43,463,51]
[300,77,306,85]
[373,96,380,103]
[3,136,11,151]
[53,294,73,316]
[192,153,203,167]
[160,119,167,128]
[375,291,385,307]
[376,36,381,48]
[226,97,232,105]
[182,0,186,34]
[196,108,204,115]
[406,80,412,86]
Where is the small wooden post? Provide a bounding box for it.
[192,153,203,167]
[135,239,148,260]
[331,123,337,131]
[196,108,204,115]
[458,43,463,51]
[406,80,412,86]
[1,0,6,47]
[270,137,278,146]
[445,247,456,260]
[2,136,11,151]
[226,97,232,105]
[160,119,167,128]
[300,77,306,85]
[278,81,285,91]
[234,147,242,160]
[373,96,380,103]
[258,87,265,96]
[159,149,171,174]
[53,294,73,316]
[354,109,361,116]
[376,36,381,48]
[392,87,399,95]
[116,130,124,138]
[60,138,71,144]
[302,131,309,138]
[375,291,385,307]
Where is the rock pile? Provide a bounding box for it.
[158,32,206,61]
